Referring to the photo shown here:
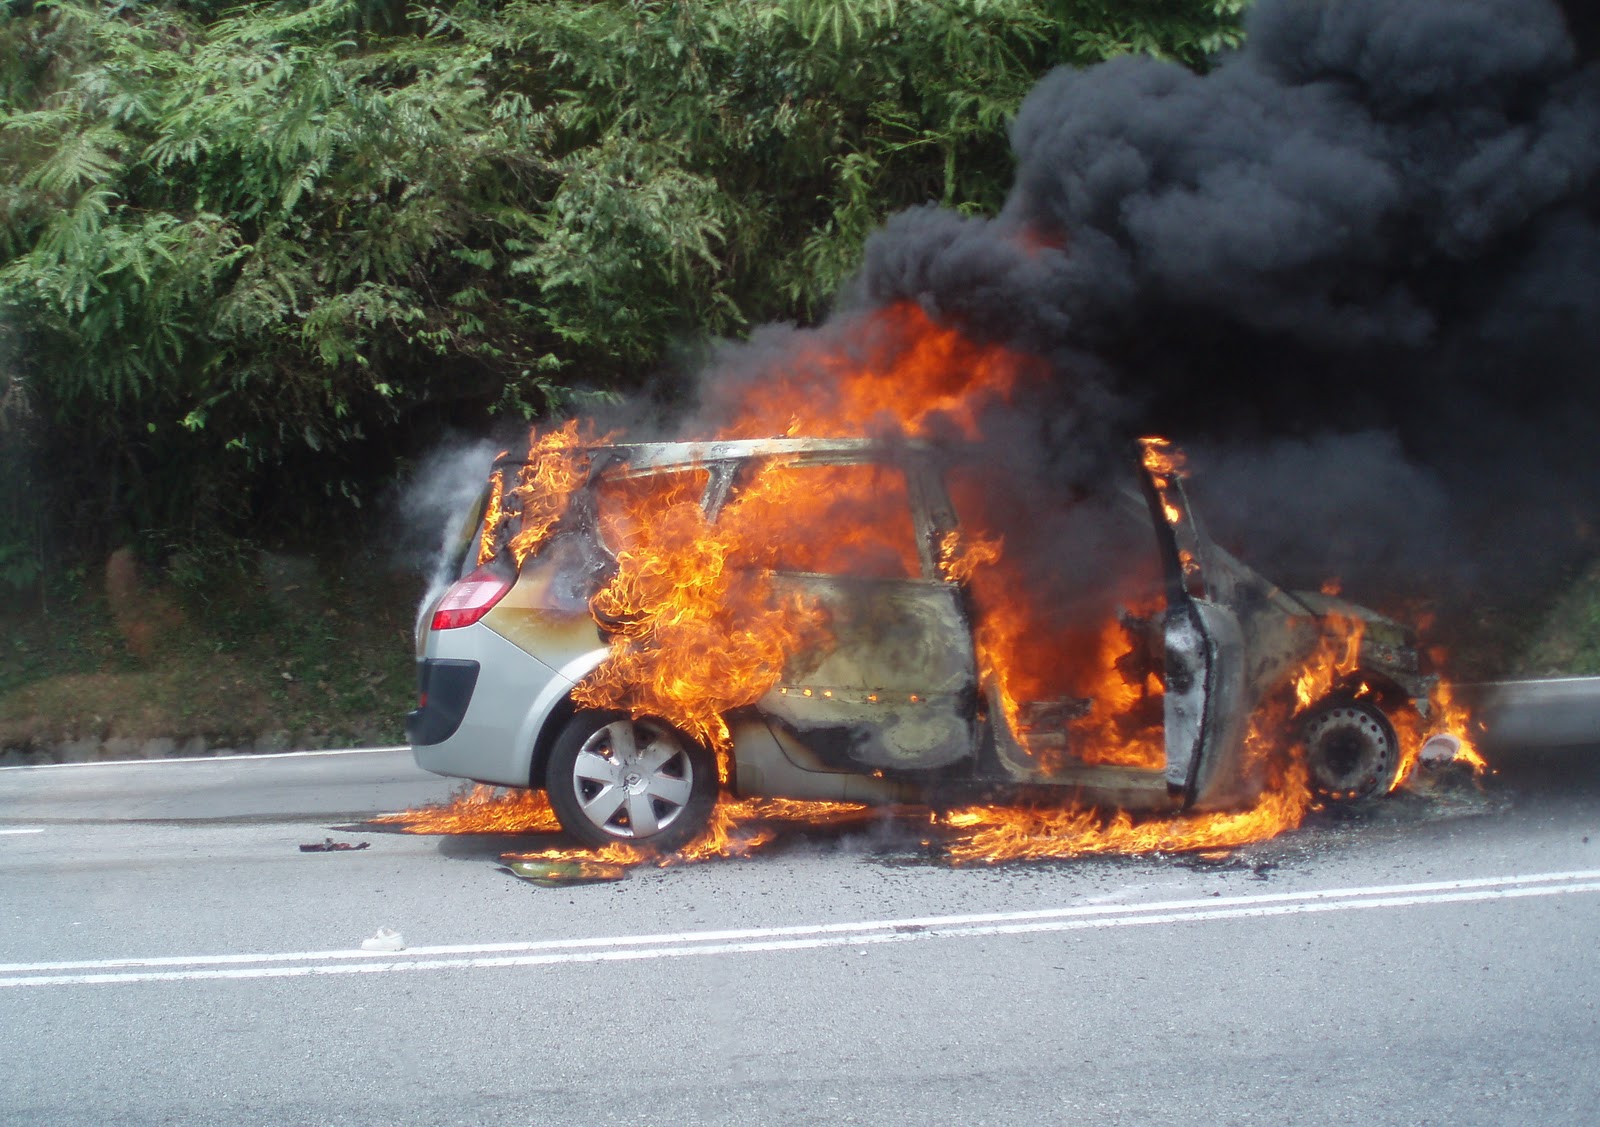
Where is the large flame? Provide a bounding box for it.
[477,420,597,568]
[571,461,835,761]
[710,303,1030,440]
[422,300,1485,868]
[940,758,1310,865]
[1295,612,1367,711]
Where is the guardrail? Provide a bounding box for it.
[1458,678,1600,750]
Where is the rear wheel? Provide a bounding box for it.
[544,711,717,850]
[1300,697,1401,801]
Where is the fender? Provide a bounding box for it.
[510,645,612,787]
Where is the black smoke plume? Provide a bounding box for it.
[841,0,1600,628]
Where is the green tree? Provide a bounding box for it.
[0,0,1246,567]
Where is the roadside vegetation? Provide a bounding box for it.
[1519,564,1600,679]
[1,555,418,758]
[1,0,1247,563]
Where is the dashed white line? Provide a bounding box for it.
[5,869,1598,989]
[0,828,44,835]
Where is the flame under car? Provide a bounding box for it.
[407,437,1431,851]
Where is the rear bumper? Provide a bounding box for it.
[406,659,481,746]
[408,619,592,787]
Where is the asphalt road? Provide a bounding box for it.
[3,746,1599,1126]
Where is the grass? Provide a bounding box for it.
[0,554,422,756]
[1515,561,1600,677]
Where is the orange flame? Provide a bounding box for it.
[572,461,835,762]
[937,529,1003,584]
[710,303,1033,441]
[1138,436,1187,480]
[1391,676,1488,787]
[510,421,591,565]
[439,302,1487,869]
[382,790,874,869]
[380,771,1310,867]
[559,304,1040,761]
[940,758,1309,865]
[374,785,562,834]
[474,454,507,567]
[1294,613,1366,711]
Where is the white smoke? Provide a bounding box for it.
[395,437,499,637]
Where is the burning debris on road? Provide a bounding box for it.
[396,0,1592,868]
[379,754,1488,877]
[299,838,372,853]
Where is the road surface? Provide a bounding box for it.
[2,746,1598,1125]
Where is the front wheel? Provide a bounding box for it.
[544,711,717,851]
[1299,697,1401,802]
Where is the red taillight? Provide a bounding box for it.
[430,567,513,631]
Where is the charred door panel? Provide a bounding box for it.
[759,574,978,770]
[1165,600,1254,806]
[1162,603,1209,795]
[1139,439,1262,808]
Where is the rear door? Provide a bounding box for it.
[747,458,979,771]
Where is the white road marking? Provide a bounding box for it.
[0,747,409,771]
[0,828,44,835]
[5,869,1599,989]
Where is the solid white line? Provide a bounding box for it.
[5,867,1596,973]
[5,870,1599,988]
[0,747,410,771]
[7,881,1600,988]
[0,828,44,835]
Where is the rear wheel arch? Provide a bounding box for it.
[528,695,577,790]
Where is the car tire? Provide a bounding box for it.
[1300,696,1401,802]
[544,711,718,851]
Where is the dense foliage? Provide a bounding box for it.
[0,0,1246,571]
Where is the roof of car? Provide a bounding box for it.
[611,436,930,467]
[494,436,937,474]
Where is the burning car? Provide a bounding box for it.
[406,428,1434,851]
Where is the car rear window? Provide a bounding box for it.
[732,461,922,580]
[594,468,710,555]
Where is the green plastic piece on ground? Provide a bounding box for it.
[505,859,632,886]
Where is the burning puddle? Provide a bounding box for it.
[373,751,1491,884]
